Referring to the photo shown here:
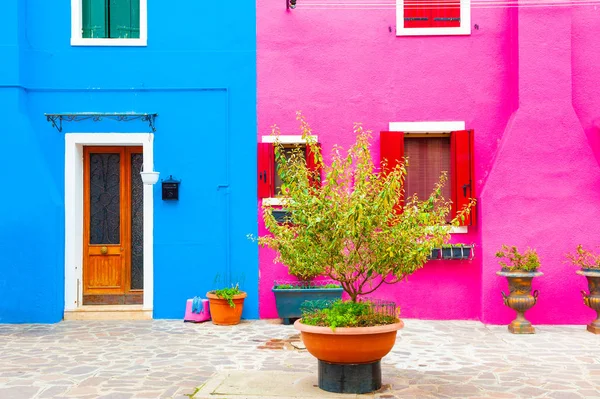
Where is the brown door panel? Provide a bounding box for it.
[82,146,142,305]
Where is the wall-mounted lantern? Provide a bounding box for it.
[140,170,160,185]
[286,0,297,9]
[162,175,181,200]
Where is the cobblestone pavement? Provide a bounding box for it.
[0,319,599,398]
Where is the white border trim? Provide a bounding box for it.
[449,226,468,234]
[261,135,318,144]
[71,0,148,46]
[65,133,154,312]
[396,0,471,36]
[389,121,465,133]
[262,198,286,206]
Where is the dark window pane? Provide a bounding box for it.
[404,137,451,201]
[130,153,144,290]
[90,153,121,244]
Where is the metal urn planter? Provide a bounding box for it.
[497,270,543,334]
[576,269,600,334]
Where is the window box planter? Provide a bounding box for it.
[273,284,343,325]
[427,248,441,260]
[434,244,474,260]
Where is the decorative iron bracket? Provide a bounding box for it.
[44,112,158,133]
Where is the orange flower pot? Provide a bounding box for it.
[206,291,247,325]
[294,319,404,364]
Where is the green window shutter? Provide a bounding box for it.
[82,0,108,38]
[109,0,140,39]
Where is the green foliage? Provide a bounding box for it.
[254,112,475,302]
[212,283,243,308]
[301,300,398,330]
[495,245,540,272]
[565,245,600,270]
[274,284,295,289]
[322,283,341,288]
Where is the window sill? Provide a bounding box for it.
[261,198,469,233]
[396,27,471,37]
[71,38,147,47]
[448,226,468,234]
[262,197,288,206]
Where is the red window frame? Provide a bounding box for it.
[257,142,322,198]
[380,130,475,226]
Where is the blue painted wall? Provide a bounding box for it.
[0,0,257,322]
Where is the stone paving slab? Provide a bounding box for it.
[195,370,371,398]
[0,319,598,398]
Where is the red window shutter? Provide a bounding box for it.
[380,131,405,213]
[380,131,405,175]
[404,0,433,28]
[257,143,274,198]
[451,130,475,226]
[432,0,461,28]
[306,143,322,188]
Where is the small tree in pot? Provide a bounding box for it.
[256,113,474,393]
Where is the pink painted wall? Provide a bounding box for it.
[257,1,600,324]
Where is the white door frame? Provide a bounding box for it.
[64,133,155,312]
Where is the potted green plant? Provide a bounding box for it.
[495,245,543,334]
[206,283,247,326]
[255,113,474,394]
[566,245,600,334]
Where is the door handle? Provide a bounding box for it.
[259,171,267,183]
[100,246,108,255]
[462,183,470,197]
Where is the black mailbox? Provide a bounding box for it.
[162,175,181,200]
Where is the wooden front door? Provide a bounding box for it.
[83,146,144,305]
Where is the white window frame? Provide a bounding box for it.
[71,0,148,46]
[389,121,468,233]
[261,135,318,206]
[396,0,471,36]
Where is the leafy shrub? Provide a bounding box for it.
[566,245,600,270]
[496,245,540,272]
[301,300,398,330]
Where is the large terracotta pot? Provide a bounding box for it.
[577,269,600,334]
[206,291,247,326]
[496,270,543,334]
[294,319,404,364]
